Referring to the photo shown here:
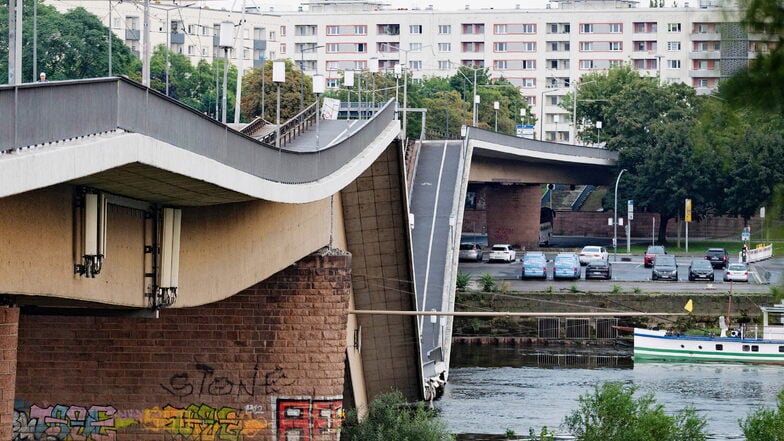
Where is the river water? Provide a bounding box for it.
[436,344,784,440]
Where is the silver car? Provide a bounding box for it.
[724,263,749,282]
[458,243,484,262]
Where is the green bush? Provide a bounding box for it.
[340,390,455,441]
[740,389,784,441]
[563,382,707,441]
[456,271,471,290]
[479,273,496,292]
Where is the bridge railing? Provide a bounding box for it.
[467,127,619,162]
[256,100,318,148]
[0,77,396,184]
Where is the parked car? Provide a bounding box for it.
[521,252,548,279]
[459,243,484,262]
[488,244,516,263]
[578,246,609,265]
[553,253,581,280]
[585,260,612,280]
[688,259,715,281]
[652,255,678,281]
[644,245,667,268]
[705,248,729,269]
[724,263,749,282]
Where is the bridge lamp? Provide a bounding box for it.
[273,60,286,150]
[493,101,499,132]
[344,70,355,120]
[218,21,234,124]
[313,74,325,151]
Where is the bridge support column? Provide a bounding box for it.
[486,184,541,249]
[0,306,18,440]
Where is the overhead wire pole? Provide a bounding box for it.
[233,0,247,124]
[614,168,628,262]
[143,0,150,86]
[108,0,112,76]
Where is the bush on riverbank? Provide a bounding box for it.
[740,389,784,441]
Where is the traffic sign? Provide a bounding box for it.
[628,200,634,221]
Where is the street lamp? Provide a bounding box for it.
[344,70,354,120]
[613,168,628,262]
[272,60,285,150]
[596,121,603,145]
[493,101,499,132]
[218,21,234,124]
[313,73,325,151]
[393,63,401,120]
[299,44,324,111]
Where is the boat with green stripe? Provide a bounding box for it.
[633,303,784,364]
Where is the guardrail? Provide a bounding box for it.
[257,100,318,147]
[0,77,396,185]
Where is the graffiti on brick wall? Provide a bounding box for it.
[12,403,136,441]
[276,398,343,441]
[161,363,294,399]
[141,403,269,441]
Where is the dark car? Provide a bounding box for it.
[688,259,715,281]
[652,255,678,281]
[585,260,612,280]
[705,248,729,269]
[644,245,667,268]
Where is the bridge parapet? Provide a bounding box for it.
[0,77,396,187]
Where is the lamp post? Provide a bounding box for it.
[393,63,401,120]
[344,70,354,120]
[218,21,234,124]
[493,101,499,132]
[613,168,628,262]
[299,44,324,111]
[272,60,285,150]
[313,73,325,151]
[368,57,378,116]
[596,121,603,145]
[472,70,479,126]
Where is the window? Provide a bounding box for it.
[609,23,622,33]
[715,344,723,351]
[410,25,423,34]
[188,45,195,55]
[438,24,451,34]
[462,23,485,34]
[495,42,507,52]
[581,23,594,33]
[523,42,536,51]
[779,346,784,353]
[355,25,366,35]
[522,60,535,69]
[668,59,681,68]
[280,26,286,37]
[521,78,535,87]
[269,31,276,41]
[409,60,422,70]
[696,23,709,33]
[327,79,339,88]
[327,43,339,52]
[580,42,593,51]
[550,23,558,33]
[495,60,508,69]
[743,345,750,352]
[580,60,594,69]
[522,24,535,33]
[495,24,507,34]
[410,42,422,52]
[438,60,450,70]
[187,24,197,34]
[609,42,622,51]
[462,42,484,52]
[326,25,339,35]
[280,43,286,54]
[326,61,339,70]
[201,46,208,56]
[668,23,682,32]
[667,41,681,51]
[752,345,760,352]
[438,42,451,52]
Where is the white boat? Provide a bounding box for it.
[633,303,784,363]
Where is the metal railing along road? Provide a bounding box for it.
[468,127,619,163]
[0,77,396,185]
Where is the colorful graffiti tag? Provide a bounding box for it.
[12,404,132,441]
[142,404,269,441]
[276,398,343,441]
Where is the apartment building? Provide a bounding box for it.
[48,0,762,141]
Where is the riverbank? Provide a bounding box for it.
[453,290,774,338]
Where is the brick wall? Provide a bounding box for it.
[485,184,540,248]
[0,307,18,441]
[14,252,350,441]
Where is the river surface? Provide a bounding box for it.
[436,344,784,440]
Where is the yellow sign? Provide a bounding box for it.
[685,198,692,223]
[684,299,693,313]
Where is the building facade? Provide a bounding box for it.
[48,0,764,141]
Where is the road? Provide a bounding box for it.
[409,140,463,371]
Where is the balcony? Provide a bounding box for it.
[689,50,720,59]
[125,29,140,41]
[690,32,720,41]
[689,69,721,78]
[254,39,267,51]
[170,32,185,45]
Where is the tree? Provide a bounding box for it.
[241,59,312,122]
[0,2,138,83]
[740,389,784,441]
[564,382,707,441]
[340,390,455,441]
